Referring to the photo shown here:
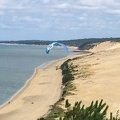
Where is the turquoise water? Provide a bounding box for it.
[0,44,69,106]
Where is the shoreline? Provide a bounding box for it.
[0,51,89,120]
[0,60,55,108]
[0,53,77,119]
[0,55,68,107]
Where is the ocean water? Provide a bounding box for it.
[0,44,69,106]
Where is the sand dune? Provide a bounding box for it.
[89,41,120,52]
[62,41,120,116]
[0,41,120,119]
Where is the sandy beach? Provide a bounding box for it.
[0,41,120,119]
[0,58,68,120]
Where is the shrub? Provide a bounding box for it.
[60,59,74,84]
[59,99,120,120]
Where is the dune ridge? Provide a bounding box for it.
[61,41,120,116]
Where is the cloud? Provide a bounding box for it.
[0,11,4,15]
[54,3,71,9]
[12,16,43,23]
[107,9,120,15]
[1,0,120,40]
[0,23,8,28]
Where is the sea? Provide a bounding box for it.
[0,44,70,106]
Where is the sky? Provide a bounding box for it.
[0,0,120,41]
